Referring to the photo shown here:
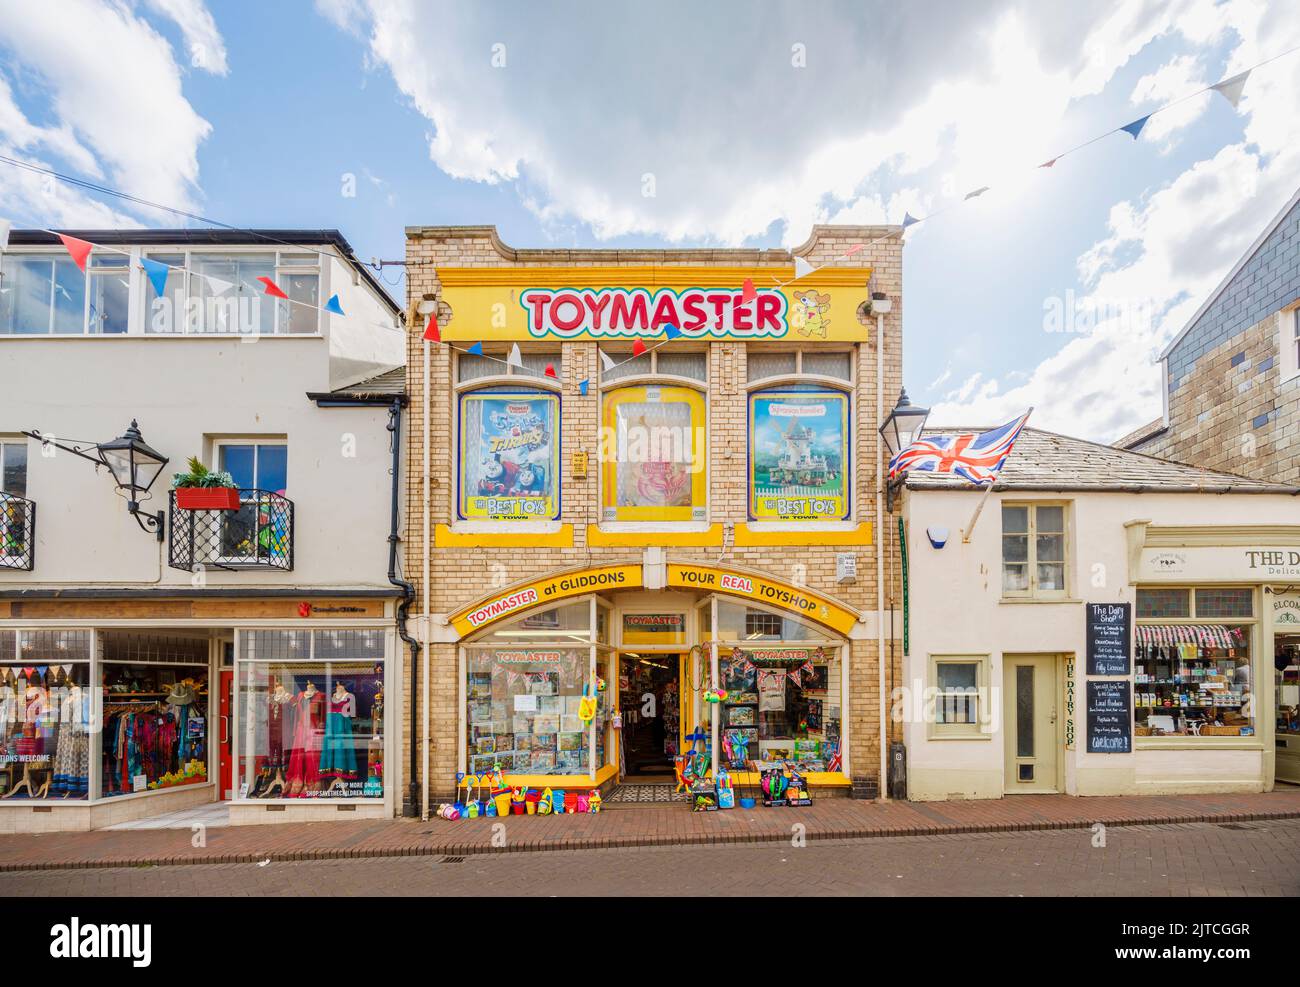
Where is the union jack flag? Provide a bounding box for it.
[888,409,1032,485]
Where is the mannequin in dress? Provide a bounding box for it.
[320,681,357,793]
[257,678,293,798]
[284,680,325,797]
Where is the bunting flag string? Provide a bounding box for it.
[56,232,93,272]
[140,256,169,297]
[323,293,345,316]
[1211,70,1251,109]
[507,342,523,368]
[423,311,440,342]
[1120,114,1151,140]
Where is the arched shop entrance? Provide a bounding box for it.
[448,562,859,801]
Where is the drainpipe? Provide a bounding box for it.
[876,309,888,800]
[421,336,432,822]
[384,398,422,818]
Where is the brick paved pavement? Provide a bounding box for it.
[3,789,1299,872]
[3,820,1297,896]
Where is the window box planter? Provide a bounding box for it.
[175,487,241,511]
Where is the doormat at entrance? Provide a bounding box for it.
[606,784,689,804]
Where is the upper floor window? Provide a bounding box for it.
[146,251,319,335]
[600,383,706,523]
[1001,502,1068,599]
[218,441,288,495]
[457,349,562,383]
[1282,307,1300,384]
[0,441,27,497]
[747,349,853,384]
[0,251,128,335]
[457,389,560,522]
[601,348,706,384]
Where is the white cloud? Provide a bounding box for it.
[0,0,219,224]
[1130,54,1211,146]
[143,0,230,75]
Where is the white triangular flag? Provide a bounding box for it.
[507,342,523,367]
[0,218,9,252]
[1211,70,1250,109]
[793,256,815,279]
[205,275,234,295]
[598,349,616,372]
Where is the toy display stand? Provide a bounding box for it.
[758,760,811,807]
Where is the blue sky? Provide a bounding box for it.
[1,1,1297,441]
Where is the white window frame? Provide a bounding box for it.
[1280,306,1300,385]
[143,248,322,336]
[0,248,131,336]
[213,439,289,495]
[0,438,27,497]
[928,654,991,740]
[1000,501,1071,601]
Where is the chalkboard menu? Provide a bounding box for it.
[1086,602,1131,676]
[1086,680,1132,754]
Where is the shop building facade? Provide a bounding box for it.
[0,229,409,832]
[402,225,903,814]
[1117,184,1300,483]
[900,427,1300,800]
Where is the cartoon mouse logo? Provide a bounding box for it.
[792,290,831,339]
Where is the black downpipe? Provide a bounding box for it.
[385,399,422,817]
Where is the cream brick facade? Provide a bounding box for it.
[400,226,904,809]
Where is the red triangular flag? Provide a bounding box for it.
[632,338,647,357]
[1038,158,1057,169]
[56,233,93,273]
[543,362,557,379]
[256,276,288,299]
[422,311,440,342]
[741,278,757,306]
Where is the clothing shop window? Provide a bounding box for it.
[1134,587,1255,740]
[600,348,706,385]
[928,655,989,739]
[236,629,386,800]
[457,389,560,522]
[1001,502,1069,598]
[748,386,850,521]
[0,631,91,800]
[0,252,86,334]
[99,632,210,798]
[600,384,707,523]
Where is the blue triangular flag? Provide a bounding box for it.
[324,294,344,316]
[902,212,920,229]
[468,342,484,356]
[141,257,169,297]
[664,323,682,339]
[579,379,589,396]
[1120,115,1150,140]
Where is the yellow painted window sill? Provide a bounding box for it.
[435,523,574,548]
[734,523,873,546]
[586,524,723,547]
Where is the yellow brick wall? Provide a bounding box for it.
[399,226,904,806]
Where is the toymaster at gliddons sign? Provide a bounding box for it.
[458,391,559,521]
[749,390,849,521]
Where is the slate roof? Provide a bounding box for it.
[1112,417,1168,451]
[307,366,406,403]
[903,426,1298,494]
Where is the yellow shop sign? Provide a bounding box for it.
[436,265,872,342]
[451,564,642,637]
[666,563,859,636]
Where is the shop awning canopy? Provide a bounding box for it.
[1136,624,1245,648]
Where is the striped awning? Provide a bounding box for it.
[1135,624,1244,649]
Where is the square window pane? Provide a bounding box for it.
[1036,532,1064,562]
[602,351,651,383]
[220,445,255,489]
[937,662,977,691]
[800,351,852,380]
[1002,533,1028,562]
[257,445,288,494]
[1003,563,1029,592]
[1194,588,1253,619]
[1037,562,1065,591]
[1136,588,1190,618]
[747,351,797,381]
[278,273,319,334]
[457,353,499,382]
[1002,504,1028,533]
[2,443,27,497]
[1036,505,1064,532]
[89,271,130,334]
[655,351,707,381]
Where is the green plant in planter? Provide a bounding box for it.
[171,456,236,490]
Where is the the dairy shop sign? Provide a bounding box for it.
[1139,545,1300,580]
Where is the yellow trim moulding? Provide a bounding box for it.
[585,524,725,547]
[734,523,873,546]
[435,524,575,548]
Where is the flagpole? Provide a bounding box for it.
[961,481,997,544]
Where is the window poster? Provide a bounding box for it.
[459,391,560,521]
[601,385,707,522]
[749,390,849,521]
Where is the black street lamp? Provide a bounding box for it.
[878,387,930,512]
[22,420,168,540]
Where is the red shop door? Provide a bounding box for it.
[219,669,233,800]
